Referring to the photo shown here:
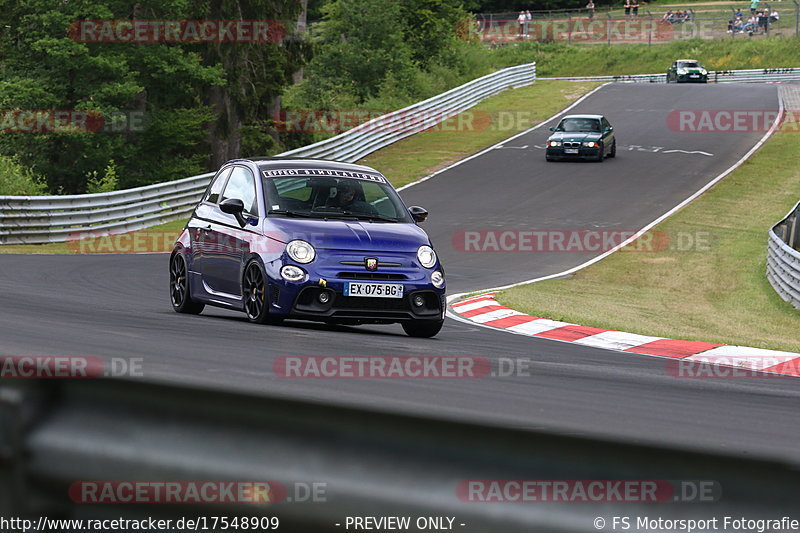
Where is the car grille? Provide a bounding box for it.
[562,141,582,148]
[334,295,408,311]
[337,272,407,281]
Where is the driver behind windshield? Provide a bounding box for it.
[331,182,378,215]
[559,119,600,132]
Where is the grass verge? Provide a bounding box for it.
[495,124,800,353]
[1,80,599,255]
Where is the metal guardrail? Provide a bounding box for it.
[0,63,537,245]
[767,200,800,309]
[4,378,800,530]
[539,67,800,83]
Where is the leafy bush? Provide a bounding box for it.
[85,160,119,194]
[0,156,48,196]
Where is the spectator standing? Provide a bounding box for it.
[632,0,639,16]
[624,0,631,16]
[586,0,595,19]
[525,10,532,35]
[750,0,759,14]
[517,10,526,36]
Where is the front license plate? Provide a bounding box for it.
[690,74,700,78]
[564,148,579,154]
[344,282,404,298]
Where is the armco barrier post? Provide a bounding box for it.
[795,0,799,35]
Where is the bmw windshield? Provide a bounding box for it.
[555,118,601,132]
[263,175,413,222]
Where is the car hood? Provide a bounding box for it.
[548,132,602,142]
[265,218,430,252]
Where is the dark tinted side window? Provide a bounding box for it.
[204,167,232,204]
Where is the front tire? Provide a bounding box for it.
[608,140,616,158]
[595,145,605,162]
[243,261,280,324]
[402,320,444,338]
[170,252,204,314]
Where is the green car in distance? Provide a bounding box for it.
[545,114,616,162]
[666,59,708,83]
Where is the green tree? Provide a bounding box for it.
[0,0,307,193]
[298,0,416,106]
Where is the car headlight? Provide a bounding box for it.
[431,271,445,288]
[548,141,561,147]
[700,69,708,75]
[286,240,316,264]
[677,68,688,75]
[280,265,306,282]
[417,245,437,269]
[582,141,598,147]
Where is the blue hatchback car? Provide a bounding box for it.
[169,158,446,337]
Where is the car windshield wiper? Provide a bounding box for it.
[342,212,399,223]
[267,209,318,218]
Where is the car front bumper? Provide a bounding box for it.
[265,251,446,323]
[546,146,601,160]
[676,74,707,83]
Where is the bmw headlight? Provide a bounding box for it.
[582,141,598,147]
[548,141,561,147]
[677,68,688,75]
[417,245,437,269]
[431,271,445,288]
[286,240,316,264]
[700,68,708,75]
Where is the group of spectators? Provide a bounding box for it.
[660,9,693,23]
[727,3,779,34]
[623,0,641,16]
[516,10,533,35]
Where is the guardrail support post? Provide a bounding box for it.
[568,14,572,44]
[794,0,799,35]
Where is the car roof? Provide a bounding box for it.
[224,157,383,176]
[676,58,700,62]
[561,114,604,120]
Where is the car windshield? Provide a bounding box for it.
[556,118,601,132]
[263,174,413,222]
[678,61,700,68]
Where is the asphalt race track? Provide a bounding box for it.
[3,83,799,463]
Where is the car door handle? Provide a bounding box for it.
[201,225,212,232]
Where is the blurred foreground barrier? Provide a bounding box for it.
[2,378,800,532]
[0,63,537,245]
[767,200,800,309]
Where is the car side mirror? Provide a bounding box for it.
[408,206,428,223]
[548,127,555,131]
[605,126,613,132]
[220,198,247,227]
